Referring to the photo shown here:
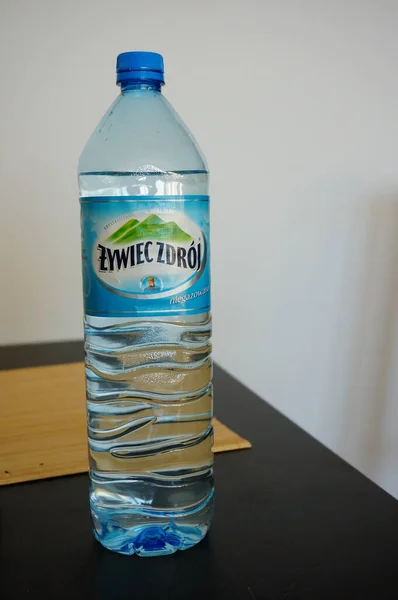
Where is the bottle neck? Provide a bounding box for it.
[120,81,163,93]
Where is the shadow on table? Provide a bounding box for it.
[86,536,216,599]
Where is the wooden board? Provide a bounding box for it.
[0,362,251,486]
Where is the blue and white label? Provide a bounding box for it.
[80,196,210,317]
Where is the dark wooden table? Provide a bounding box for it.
[1,341,398,600]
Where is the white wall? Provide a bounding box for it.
[1,0,398,497]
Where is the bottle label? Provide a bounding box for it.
[80,196,210,317]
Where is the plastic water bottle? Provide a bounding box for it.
[78,52,213,556]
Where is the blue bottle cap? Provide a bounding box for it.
[116,51,165,85]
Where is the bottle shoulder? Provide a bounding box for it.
[78,91,207,174]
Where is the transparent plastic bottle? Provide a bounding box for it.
[78,52,213,556]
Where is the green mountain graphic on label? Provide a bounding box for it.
[107,214,192,244]
[106,218,140,243]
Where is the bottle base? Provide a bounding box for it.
[91,489,214,556]
[93,522,209,556]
